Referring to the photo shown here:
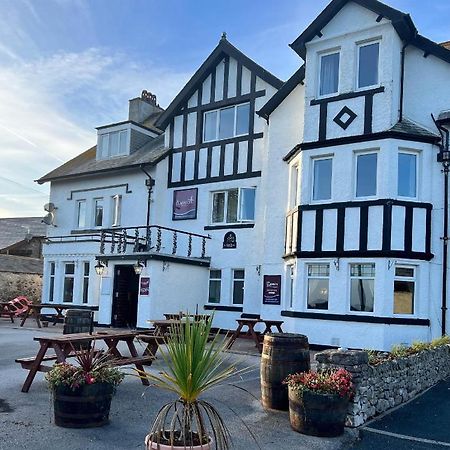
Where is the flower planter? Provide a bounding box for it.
[53,382,114,428]
[288,387,348,437]
[145,433,211,449]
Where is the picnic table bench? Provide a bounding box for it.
[16,330,156,393]
[0,301,15,323]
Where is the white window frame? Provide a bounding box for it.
[231,269,245,305]
[393,265,416,316]
[286,264,296,309]
[318,49,341,98]
[62,262,75,303]
[93,198,104,228]
[48,261,56,303]
[356,40,381,90]
[306,263,330,311]
[210,187,256,225]
[99,129,128,158]
[111,194,122,227]
[208,269,222,304]
[289,164,300,209]
[82,262,90,304]
[354,150,379,199]
[397,150,419,200]
[203,102,250,143]
[75,200,87,229]
[349,262,376,314]
[311,155,333,203]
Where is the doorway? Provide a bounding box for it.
[111,265,139,328]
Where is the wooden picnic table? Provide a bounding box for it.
[226,318,284,353]
[0,301,15,323]
[150,319,181,336]
[16,330,156,393]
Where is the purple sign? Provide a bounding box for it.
[172,188,198,220]
[140,277,150,296]
[263,275,281,305]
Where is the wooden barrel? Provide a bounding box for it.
[63,309,94,334]
[53,382,114,428]
[260,333,310,411]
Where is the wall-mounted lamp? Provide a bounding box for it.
[388,260,396,270]
[256,265,261,276]
[133,259,146,275]
[162,261,170,272]
[95,260,108,276]
[333,259,340,271]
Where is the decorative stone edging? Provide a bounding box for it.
[315,345,450,427]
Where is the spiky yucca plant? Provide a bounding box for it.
[138,314,238,449]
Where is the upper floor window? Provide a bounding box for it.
[99,130,128,158]
[211,187,256,224]
[356,152,377,197]
[94,199,104,227]
[350,263,375,312]
[398,152,417,198]
[203,103,250,142]
[312,157,332,201]
[112,195,122,227]
[358,42,379,88]
[319,51,340,96]
[76,200,86,228]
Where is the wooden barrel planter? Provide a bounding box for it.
[260,333,310,411]
[288,388,349,437]
[53,382,114,428]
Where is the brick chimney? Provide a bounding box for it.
[128,90,163,124]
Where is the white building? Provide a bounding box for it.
[37,0,450,350]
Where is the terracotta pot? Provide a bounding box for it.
[288,387,349,437]
[145,433,211,449]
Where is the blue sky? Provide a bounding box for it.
[0,0,449,217]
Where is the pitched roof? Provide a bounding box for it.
[389,118,440,139]
[155,37,284,130]
[257,66,305,120]
[290,0,450,65]
[37,134,168,184]
[0,254,43,275]
[0,217,46,251]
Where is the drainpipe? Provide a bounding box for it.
[432,114,450,336]
[140,166,155,251]
[399,43,408,122]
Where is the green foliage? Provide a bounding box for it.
[430,335,450,348]
[390,344,410,359]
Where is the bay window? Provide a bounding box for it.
[307,264,330,310]
[63,263,75,303]
[319,51,340,96]
[211,187,256,224]
[358,42,379,88]
[203,103,250,142]
[356,152,377,197]
[398,152,417,198]
[350,263,375,312]
[394,266,415,314]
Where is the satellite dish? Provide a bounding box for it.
[42,212,56,226]
[44,203,56,212]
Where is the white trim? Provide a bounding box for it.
[348,262,376,314]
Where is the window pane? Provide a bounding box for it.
[227,189,238,223]
[359,43,379,88]
[219,107,234,139]
[82,278,89,304]
[350,263,375,277]
[100,134,109,158]
[95,200,104,227]
[49,278,55,302]
[398,153,417,197]
[63,277,74,302]
[233,280,244,304]
[307,279,329,310]
[308,264,330,277]
[109,131,120,156]
[320,53,339,96]
[395,267,414,278]
[212,192,225,223]
[112,195,122,226]
[119,131,127,155]
[394,280,414,314]
[239,188,256,221]
[234,269,245,280]
[210,269,221,279]
[65,263,75,275]
[204,111,217,141]
[236,103,250,135]
[208,280,221,303]
[84,262,90,277]
[350,279,374,312]
[313,158,332,200]
[356,153,377,197]
[50,262,55,275]
[77,201,86,228]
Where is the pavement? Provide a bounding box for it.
[0,320,354,450]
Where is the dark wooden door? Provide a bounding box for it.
[111,265,139,328]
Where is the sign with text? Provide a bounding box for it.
[263,275,281,305]
[140,277,150,296]
[172,188,198,220]
[222,231,237,249]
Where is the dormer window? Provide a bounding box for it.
[98,130,128,158]
[319,51,340,96]
[358,42,379,88]
[203,103,250,142]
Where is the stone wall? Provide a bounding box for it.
[0,272,42,303]
[315,346,450,427]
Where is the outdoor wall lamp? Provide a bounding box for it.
[95,260,108,276]
[133,259,146,275]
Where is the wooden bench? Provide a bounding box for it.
[111,355,156,366]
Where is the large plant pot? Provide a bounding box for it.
[53,382,114,428]
[288,387,349,437]
[145,433,211,449]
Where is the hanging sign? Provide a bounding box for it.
[223,231,237,249]
[172,188,198,220]
[140,277,150,296]
[263,275,281,305]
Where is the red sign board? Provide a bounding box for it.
[263,275,281,305]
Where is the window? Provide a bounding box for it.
[94,199,104,227]
[350,263,375,312]
[48,262,55,302]
[211,188,256,224]
[356,153,377,197]
[394,266,415,314]
[358,42,379,88]
[287,265,295,308]
[319,52,340,96]
[63,263,75,303]
[290,165,300,209]
[307,264,330,310]
[398,152,417,198]
[203,103,250,142]
[76,200,86,228]
[232,269,245,305]
[208,269,221,304]
[313,158,332,201]
[99,130,128,158]
[112,195,122,227]
[82,262,90,304]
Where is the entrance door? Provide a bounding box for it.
[111,265,139,328]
